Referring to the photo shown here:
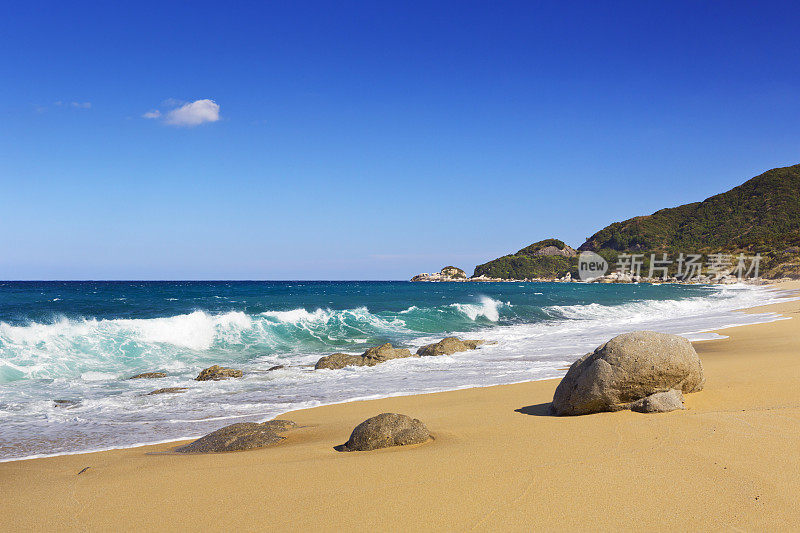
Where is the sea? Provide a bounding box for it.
[0,280,793,461]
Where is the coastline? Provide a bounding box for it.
[2,281,799,530]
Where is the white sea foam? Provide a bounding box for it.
[80,371,118,382]
[132,310,253,349]
[262,308,330,323]
[451,296,506,321]
[0,310,254,352]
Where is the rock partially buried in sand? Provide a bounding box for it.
[315,343,416,370]
[416,337,487,356]
[267,365,285,371]
[337,413,431,452]
[552,331,704,416]
[147,387,188,395]
[195,365,243,381]
[129,372,167,379]
[176,420,297,453]
[630,389,685,413]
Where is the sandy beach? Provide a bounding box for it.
[2,282,799,532]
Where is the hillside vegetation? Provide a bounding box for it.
[473,164,800,279]
[473,239,577,279]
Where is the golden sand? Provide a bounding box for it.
[2,282,799,531]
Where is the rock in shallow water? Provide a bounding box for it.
[552,331,704,416]
[337,413,431,452]
[129,372,167,379]
[315,353,367,370]
[416,337,487,356]
[315,343,415,370]
[147,387,188,395]
[195,365,243,381]
[361,343,413,364]
[53,399,81,408]
[630,389,685,413]
[176,420,297,453]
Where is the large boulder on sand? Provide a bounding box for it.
[337,413,431,452]
[315,343,415,370]
[416,337,486,356]
[195,365,243,381]
[176,420,296,453]
[552,331,704,416]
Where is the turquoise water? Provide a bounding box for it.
[0,281,790,460]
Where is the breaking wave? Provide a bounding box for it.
[451,296,507,322]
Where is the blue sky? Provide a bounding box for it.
[2,1,799,280]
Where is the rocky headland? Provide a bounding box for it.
[414,164,800,282]
[411,266,468,282]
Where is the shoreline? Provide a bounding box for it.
[0,282,795,464]
[0,283,794,464]
[2,281,799,530]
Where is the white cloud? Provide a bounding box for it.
[71,102,91,109]
[163,99,220,126]
[142,110,161,119]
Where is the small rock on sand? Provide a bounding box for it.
[337,413,431,452]
[176,420,297,453]
[630,389,685,413]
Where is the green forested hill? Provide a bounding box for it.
[473,239,577,279]
[578,164,800,278]
[579,164,800,254]
[472,164,800,279]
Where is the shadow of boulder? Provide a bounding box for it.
[514,403,555,417]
